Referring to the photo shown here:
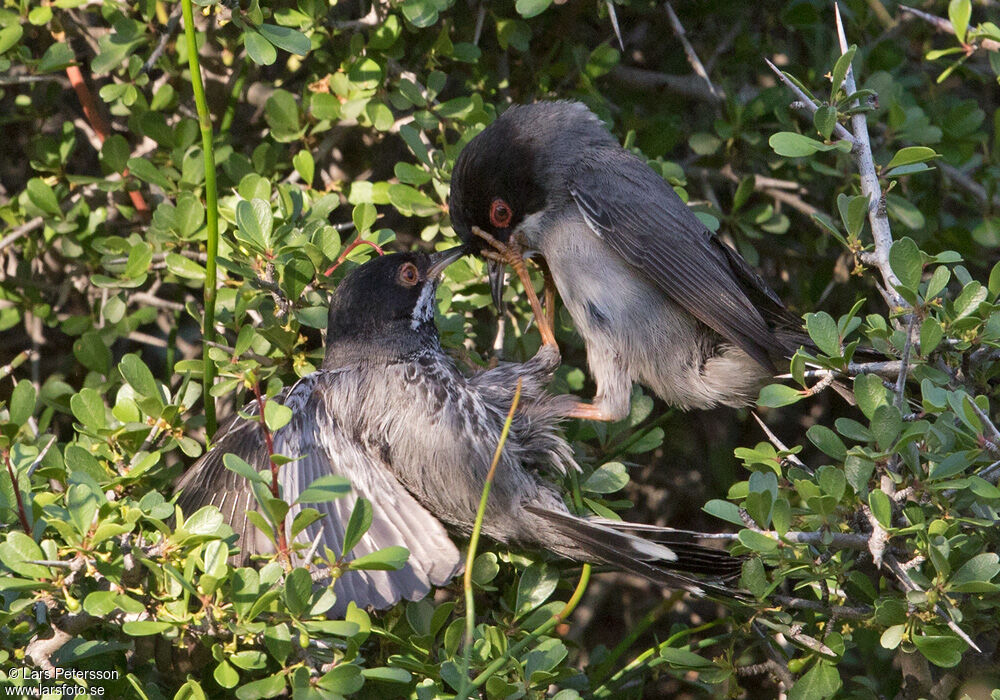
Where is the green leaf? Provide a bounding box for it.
[769,132,851,157]
[805,311,840,356]
[889,237,923,291]
[813,105,837,140]
[703,499,744,526]
[471,552,499,586]
[73,331,111,374]
[952,280,987,320]
[283,567,312,616]
[885,146,938,171]
[854,374,887,419]
[830,45,857,95]
[213,660,239,689]
[401,0,439,28]
[26,178,60,216]
[925,265,950,300]
[912,634,965,668]
[119,354,161,402]
[920,318,944,355]
[9,380,36,426]
[127,156,172,190]
[582,462,629,493]
[244,30,276,66]
[264,89,301,141]
[257,23,310,56]
[515,0,552,18]
[807,425,847,459]
[342,497,373,557]
[222,453,269,484]
[236,198,273,251]
[122,620,172,636]
[263,400,292,432]
[353,202,377,232]
[741,557,768,598]
[516,562,559,615]
[166,252,206,281]
[949,0,972,42]
[737,529,778,553]
[318,664,364,694]
[38,41,74,73]
[0,24,23,54]
[292,149,314,185]
[296,474,351,504]
[789,660,842,700]
[871,404,902,450]
[71,388,107,431]
[100,134,130,173]
[348,545,408,570]
[949,553,1000,592]
[868,489,892,529]
[757,383,803,408]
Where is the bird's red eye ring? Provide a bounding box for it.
[490,198,513,228]
[398,262,420,287]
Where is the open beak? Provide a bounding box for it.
[488,259,506,312]
[427,245,469,280]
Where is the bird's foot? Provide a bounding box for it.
[564,400,618,422]
[471,226,557,347]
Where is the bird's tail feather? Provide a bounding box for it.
[524,506,747,600]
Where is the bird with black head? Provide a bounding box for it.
[450,100,810,422]
[175,247,742,614]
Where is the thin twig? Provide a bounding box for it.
[751,412,808,470]
[141,3,182,73]
[835,3,907,312]
[885,555,982,652]
[900,5,1000,51]
[771,595,872,619]
[609,65,724,102]
[0,218,44,253]
[665,2,719,99]
[763,58,854,143]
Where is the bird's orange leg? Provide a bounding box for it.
[561,401,618,422]
[472,226,557,347]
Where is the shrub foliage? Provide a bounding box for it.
[1,0,999,698]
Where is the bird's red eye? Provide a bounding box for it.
[490,198,513,228]
[398,262,420,287]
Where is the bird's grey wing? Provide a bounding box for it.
[567,155,784,369]
[280,371,462,613]
[174,405,276,562]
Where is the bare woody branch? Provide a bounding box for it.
[835,4,908,313]
[900,4,1000,52]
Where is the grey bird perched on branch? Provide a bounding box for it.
[450,100,810,422]
[175,248,741,613]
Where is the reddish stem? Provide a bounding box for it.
[323,239,385,276]
[65,63,150,218]
[3,449,32,534]
[249,382,289,558]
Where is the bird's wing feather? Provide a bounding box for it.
[174,410,275,560]
[278,371,462,612]
[567,155,784,369]
[175,371,462,612]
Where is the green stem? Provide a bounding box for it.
[587,592,682,687]
[181,0,220,437]
[220,57,247,134]
[467,474,593,693]
[591,619,727,697]
[469,563,592,692]
[457,378,523,699]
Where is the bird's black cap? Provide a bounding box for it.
[323,246,465,368]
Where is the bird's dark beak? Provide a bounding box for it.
[488,259,506,312]
[427,245,468,280]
